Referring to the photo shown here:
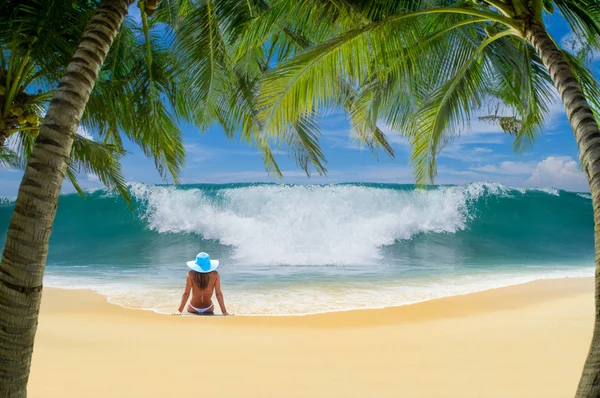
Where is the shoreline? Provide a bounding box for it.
[43,268,595,317]
[30,276,595,397]
[42,276,592,324]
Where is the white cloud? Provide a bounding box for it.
[184,144,213,162]
[444,169,482,177]
[471,161,537,175]
[447,156,589,192]
[184,144,259,163]
[541,100,569,133]
[440,144,506,163]
[5,135,21,152]
[344,165,413,182]
[76,126,94,141]
[527,156,588,192]
[561,32,600,61]
[182,169,320,184]
[87,173,100,182]
[181,163,416,185]
[321,126,410,153]
[467,118,506,135]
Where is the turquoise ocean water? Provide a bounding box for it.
[0,182,594,315]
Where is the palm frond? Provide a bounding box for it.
[68,135,131,204]
[0,0,95,77]
[554,0,600,54]
[512,43,555,151]
[260,142,283,178]
[82,17,185,183]
[174,0,237,131]
[344,78,395,158]
[0,147,21,168]
[563,49,600,122]
[406,31,515,183]
[286,112,327,175]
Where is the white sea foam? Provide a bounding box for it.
[130,182,493,266]
[128,182,564,266]
[44,266,594,316]
[0,196,16,205]
[513,186,560,196]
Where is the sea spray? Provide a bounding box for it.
[129,183,485,265]
[0,182,594,314]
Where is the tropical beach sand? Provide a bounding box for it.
[29,277,593,398]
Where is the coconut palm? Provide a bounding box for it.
[0,0,190,200]
[163,0,339,175]
[0,53,129,199]
[0,0,185,394]
[257,0,600,395]
[0,0,334,394]
[0,0,92,167]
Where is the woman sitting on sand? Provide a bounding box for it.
[172,252,230,316]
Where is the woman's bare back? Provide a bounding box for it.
[174,269,229,315]
[188,270,217,308]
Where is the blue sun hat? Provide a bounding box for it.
[186,252,219,273]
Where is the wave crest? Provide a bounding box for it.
[129,182,542,265]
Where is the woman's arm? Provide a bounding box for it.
[172,272,192,315]
[214,272,229,315]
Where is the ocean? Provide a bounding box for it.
[0,182,594,315]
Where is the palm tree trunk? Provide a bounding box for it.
[525,23,600,398]
[0,0,131,396]
[0,118,8,150]
[0,131,7,150]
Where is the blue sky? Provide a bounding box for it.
[0,11,597,196]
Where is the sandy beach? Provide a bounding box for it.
[29,277,594,398]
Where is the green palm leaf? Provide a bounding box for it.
[0,147,20,168]
[68,135,130,203]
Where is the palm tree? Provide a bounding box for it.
[233,0,397,166]
[0,0,184,394]
[162,0,338,175]
[0,0,334,394]
[1,53,130,199]
[5,130,129,199]
[256,0,600,395]
[0,0,191,199]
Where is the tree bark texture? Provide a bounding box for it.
[0,1,131,396]
[526,23,600,398]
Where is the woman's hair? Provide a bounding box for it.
[191,270,213,290]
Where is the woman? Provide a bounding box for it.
[172,252,230,316]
